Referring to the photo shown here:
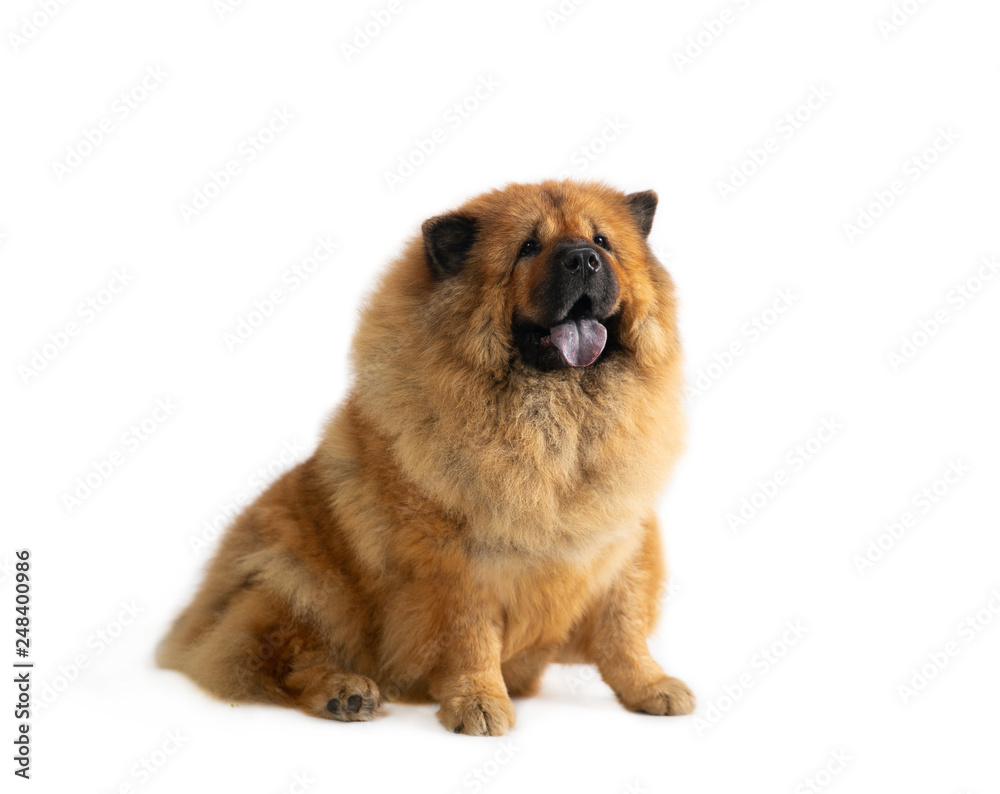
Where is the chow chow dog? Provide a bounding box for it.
[158,180,692,735]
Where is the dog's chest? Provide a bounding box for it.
[471,525,640,656]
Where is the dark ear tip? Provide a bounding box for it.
[422,212,478,277]
[627,189,658,208]
[625,190,658,237]
[422,213,476,236]
[421,215,444,236]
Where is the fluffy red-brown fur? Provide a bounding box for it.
[157,180,692,734]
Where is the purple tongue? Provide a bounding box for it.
[547,318,607,367]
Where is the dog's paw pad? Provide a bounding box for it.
[311,673,380,722]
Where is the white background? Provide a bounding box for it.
[3,0,1000,792]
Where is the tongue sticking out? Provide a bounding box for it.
[546,318,607,367]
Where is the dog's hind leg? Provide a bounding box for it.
[158,581,380,721]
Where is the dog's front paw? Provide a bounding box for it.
[437,692,515,736]
[618,675,695,716]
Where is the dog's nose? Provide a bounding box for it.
[561,246,601,274]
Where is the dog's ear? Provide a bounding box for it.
[625,190,658,238]
[422,213,478,277]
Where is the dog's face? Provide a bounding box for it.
[421,181,662,372]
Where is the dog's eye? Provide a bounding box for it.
[594,234,610,250]
[518,239,540,258]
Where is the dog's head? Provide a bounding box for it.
[420,180,670,374]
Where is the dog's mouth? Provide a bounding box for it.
[513,297,620,371]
